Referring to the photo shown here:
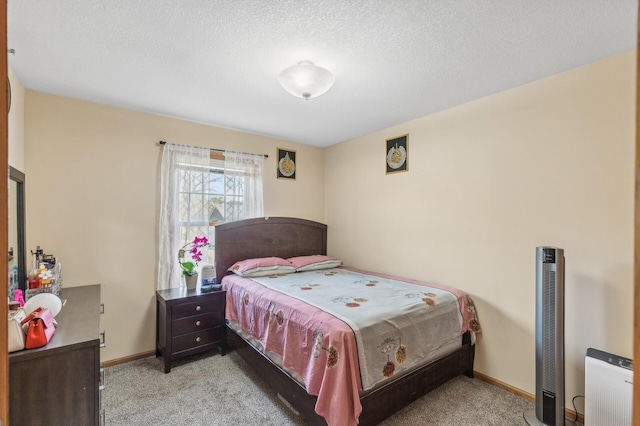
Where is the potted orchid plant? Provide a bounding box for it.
[178,236,209,290]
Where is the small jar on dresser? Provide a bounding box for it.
[156,286,227,373]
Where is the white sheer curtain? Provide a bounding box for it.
[157,143,210,290]
[158,145,264,290]
[224,151,264,221]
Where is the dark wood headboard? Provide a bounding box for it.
[214,217,327,280]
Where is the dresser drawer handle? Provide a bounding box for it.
[196,320,201,326]
[195,336,201,343]
[196,305,201,311]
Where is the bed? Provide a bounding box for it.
[215,217,479,426]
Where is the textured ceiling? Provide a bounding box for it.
[7,1,638,148]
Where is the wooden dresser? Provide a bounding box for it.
[156,287,226,373]
[9,284,103,426]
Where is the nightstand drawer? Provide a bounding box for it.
[173,311,224,336]
[172,295,224,319]
[172,326,224,353]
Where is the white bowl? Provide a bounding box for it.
[23,293,63,317]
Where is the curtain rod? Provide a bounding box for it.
[158,140,268,158]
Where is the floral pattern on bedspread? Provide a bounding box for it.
[224,274,363,426]
[344,267,483,340]
[223,267,481,426]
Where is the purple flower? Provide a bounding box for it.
[178,235,210,272]
[193,236,209,247]
[189,246,202,262]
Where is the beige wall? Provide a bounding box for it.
[23,92,325,360]
[8,66,24,171]
[325,51,636,407]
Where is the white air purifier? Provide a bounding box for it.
[524,247,576,426]
[585,348,633,426]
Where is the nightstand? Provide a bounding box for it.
[156,287,227,373]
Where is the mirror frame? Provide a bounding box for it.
[9,166,25,291]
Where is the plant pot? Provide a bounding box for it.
[184,273,198,290]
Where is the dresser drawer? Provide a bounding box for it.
[173,311,224,336]
[172,326,224,353]
[172,294,224,319]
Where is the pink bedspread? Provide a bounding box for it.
[223,267,481,426]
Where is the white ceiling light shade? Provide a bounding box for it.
[278,61,335,100]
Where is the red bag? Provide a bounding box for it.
[21,307,56,349]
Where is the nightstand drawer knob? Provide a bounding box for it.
[196,305,202,311]
[196,320,201,326]
[195,336,201,343]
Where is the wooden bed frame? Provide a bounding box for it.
[215,217,475,426]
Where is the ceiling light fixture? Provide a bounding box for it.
[278,61,335,100]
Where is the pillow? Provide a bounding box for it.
[287,255,343,272]
[228,257,296,277]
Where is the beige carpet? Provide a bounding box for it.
[104,351,534,425]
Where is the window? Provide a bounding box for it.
[177,156,224,249]
[158,145,264,290]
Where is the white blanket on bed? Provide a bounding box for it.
[251,268,463,390]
